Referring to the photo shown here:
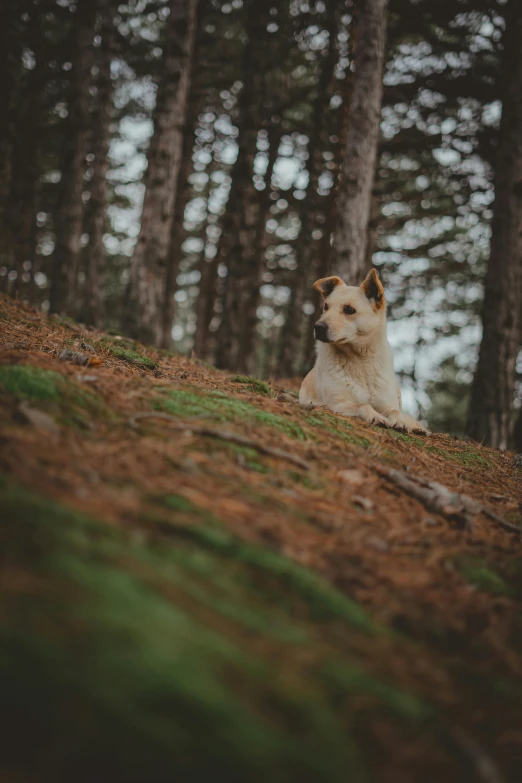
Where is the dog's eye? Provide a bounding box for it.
[324,303,329,311]
[343,305,356,315]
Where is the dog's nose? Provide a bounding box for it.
[314,322,329,342]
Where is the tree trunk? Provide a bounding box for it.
[0,0,20,233]
[82,0,118,327]
[466,1,522,451]
[49,0,96,315]
[238,124,282,375]
[214,7,265,372]
[332,0,388,283]
[194,248,220,360]
[160,123,196,349]
[127,0,199,346]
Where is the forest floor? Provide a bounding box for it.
[1,291,522,783]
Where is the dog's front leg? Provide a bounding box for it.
[330,401,390,428]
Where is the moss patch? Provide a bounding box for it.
[0,363,111,427]
[231,375,272,396]
[386,430,426,447]
[154,387,307,440]
[0,365,61,401]
[0,477,433,783]
[426,445,493,469]
[305,412,371,449]
[455,557,511,597]
[110,346,157,371]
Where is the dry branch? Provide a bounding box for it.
[376,466,521,534]
[128,412,311,471]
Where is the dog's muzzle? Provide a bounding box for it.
[314,322,330,343]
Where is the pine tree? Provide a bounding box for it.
[82,0,119,327]
[332,0,389,282]
[127,0,199,345]
[50,0,97,315]
[466,0,522,450]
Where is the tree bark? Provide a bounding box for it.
[466,1,522,451]
[332,0,388,283]
[160,121,196,349]
[82,0,118,327]
[214,6,265,372]
[238,124,282,375]
[0,0,20,232]
[127,0,199,345]
[49,0,96,315]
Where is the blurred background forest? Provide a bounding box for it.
[0,0,520,448]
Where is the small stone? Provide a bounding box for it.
[337,469,364,486]
[17,401,60,433]
[276,392,296,403]
[76,374,99,383]
[78,342,95,353]
[58,349,90,366]
[354,495,374,511]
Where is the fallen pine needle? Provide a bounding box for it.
[128,412,311,471]
[376,466,521,534]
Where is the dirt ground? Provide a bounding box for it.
[1,291,521,783]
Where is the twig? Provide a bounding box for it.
[481,507,522,535]
[441,726,506,783]
[376,466,521,534]
[128,412,311,470]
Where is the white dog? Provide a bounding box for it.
[299,269,426,433]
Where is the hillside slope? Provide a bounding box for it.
[1,292,521,783]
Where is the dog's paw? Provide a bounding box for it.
[388,411,428,435]
[368,412,391,428]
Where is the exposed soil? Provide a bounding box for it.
[1,291,521,783]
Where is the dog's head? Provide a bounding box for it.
[313,269,385,348]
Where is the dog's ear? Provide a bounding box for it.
[313,276,343,297]
[361,269,384,308]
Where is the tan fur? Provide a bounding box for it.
[300,269,427,434]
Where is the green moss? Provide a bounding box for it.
[227,444,272,473]
[455,557,511,596]
[231,375,272,396]
[0,477,433,782]
[0,365,61,401]
[155,387,307,441]
[426,445,493,468]
[0,363,112,427]
[110,346,157,370]
[171,524,381,633]
[386,430,425,446]
[305,413,371,449]
[323,663,431,722]
[159,494,200,513]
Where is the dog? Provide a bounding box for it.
[299,269,427,433]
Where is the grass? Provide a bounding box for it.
[154,387,307,441]
[0,476,434,783]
